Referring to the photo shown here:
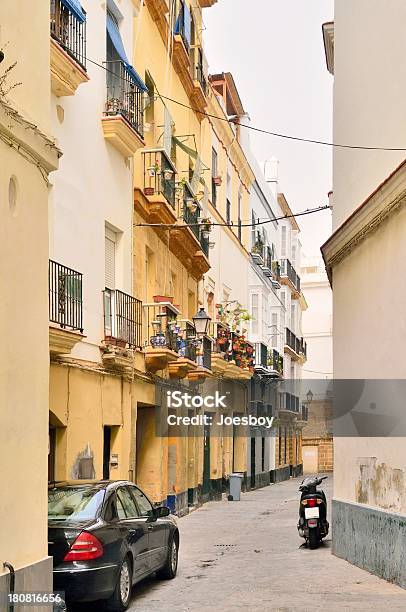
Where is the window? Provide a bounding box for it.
[281,226,287,257]
[211,147,218,207]
[226,199,231,225]
[131,486,155,518]
[105,227,116,290]
[237,189,242,242]
[291,244,297,269]
[271,313,278,348]
[48,488,105,522]
[116,495,126,520]
[290,303,295,331]
[251,211,256,249]
[251,293,259,335]
[117,487,139,519]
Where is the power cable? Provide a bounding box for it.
[83,56,406,152]
[133,204,331,228]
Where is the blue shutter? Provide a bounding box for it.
[106,13,148,92]
[183,3,192,48]
[61,0,86,23]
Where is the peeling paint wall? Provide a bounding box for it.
[356,457,406,514]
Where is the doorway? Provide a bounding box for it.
[303,445,318,474]
[250,437,256,489]
[103,426,112,480]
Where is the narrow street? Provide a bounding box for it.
[128,477,406,612]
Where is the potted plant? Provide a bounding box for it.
[163,169,174,180]
[213,176,222,186]
[147,160,160,177]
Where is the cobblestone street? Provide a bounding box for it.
[126,476,406,612]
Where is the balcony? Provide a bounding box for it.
[136,149,178,225]
[279,258,301,298]
[188,335,213,382]
[284,328,300,361]
[102,289,142,370]
[198,0,218,6]
[50,0,88,97]
[49,259,84,355]
[190,46,209,115]
[101,60,145,157]
[279,392,300,416]
[210,324,254,380]
[169,182,210,279]
[143,302,208,378]
[254,343,283,377]
[297,404,309,424]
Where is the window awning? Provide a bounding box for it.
[106,12,148,93]
[61,0,86,23]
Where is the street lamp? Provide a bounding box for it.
[192,307,211,337]
[306,389,314,403]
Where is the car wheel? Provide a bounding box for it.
[157,535,179,580]
[105,555,132,611]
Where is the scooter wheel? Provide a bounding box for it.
[308,529,319,549]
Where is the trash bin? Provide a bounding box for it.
[228,473,244,501]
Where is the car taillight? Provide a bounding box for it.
[63,532,103,562]
[307,498,317,507]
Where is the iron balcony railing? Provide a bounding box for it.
[280,258,301,293]
[192,47,208,94]
[301,405,309,421]
[142,149,177,207]
[103,289,142,348]
[200,231,210,257]
[50,0,87,70]
[280,392,300,414]
[105,60,144,138]
[254,342,268,368]
[182,183,200,240]
[269,348,283,375]
[285,327,302,355]
[49,260,83,332]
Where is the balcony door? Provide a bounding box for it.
[104,228,116,339]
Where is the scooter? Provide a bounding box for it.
[297,475,329,549]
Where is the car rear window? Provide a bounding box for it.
[48,488,105,521]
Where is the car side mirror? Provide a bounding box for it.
[155,506,170,518]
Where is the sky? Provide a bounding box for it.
[203,0,334,258]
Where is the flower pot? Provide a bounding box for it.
[144,187,154,196]
[164,170,174,180]
[213,176,222,186]
[153,295,174,304]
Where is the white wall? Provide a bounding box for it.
[333,0,406,229]
[301,257,332,380]
[49,0,137,362]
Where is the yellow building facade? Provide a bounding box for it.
[0,0,60,596]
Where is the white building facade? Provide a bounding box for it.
[322,2,406,586]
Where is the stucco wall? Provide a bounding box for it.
[333,0,406,229]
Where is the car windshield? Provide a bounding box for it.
[48,488,105,521]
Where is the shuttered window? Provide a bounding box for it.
[281,226,287,257]
[271,313,278,348]
[105,229,116,289]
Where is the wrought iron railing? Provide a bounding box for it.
[269,348,283,374]
[301,405,309,421]
[280,392,300,413]
[200,231,210,257]
[254,342,268,368]
[280,258,301,293]
[49,260,83,332]
[103,289,142,348]
[201,335,212,370]
[285,327,301,355]
[182,184,200,239]
[192,47,208,94]
[142,149,176,207]
[50,0,87,70]
[105,60,144,138]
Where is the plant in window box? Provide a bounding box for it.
[147,160,161,177]
[106,98,123,115]
[175,177,188,191]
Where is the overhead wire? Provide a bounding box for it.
[82,56,406,152]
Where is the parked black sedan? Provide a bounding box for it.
[48,481,179,610]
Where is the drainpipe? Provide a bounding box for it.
[3,562,15,612]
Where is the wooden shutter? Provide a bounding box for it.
[105,230,116,289]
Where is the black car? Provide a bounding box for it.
[48,481,179,610]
